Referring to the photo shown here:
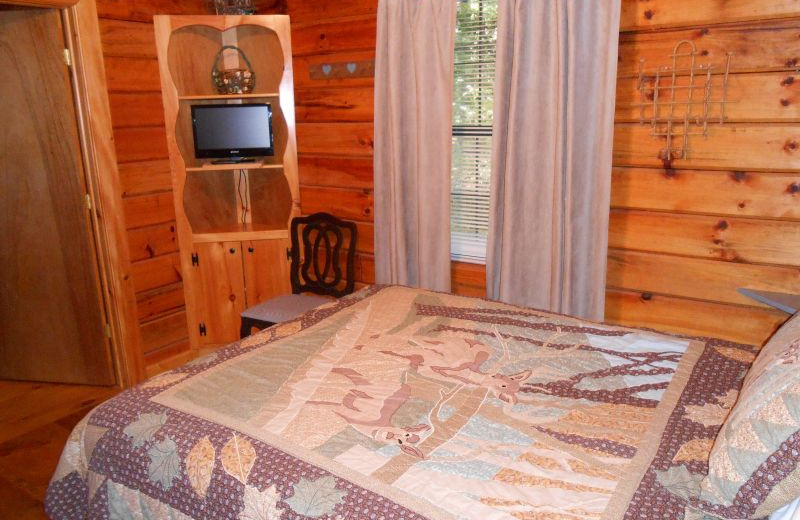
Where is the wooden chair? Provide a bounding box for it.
[239,212,358,337]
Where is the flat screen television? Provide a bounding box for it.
[191,103,274,162]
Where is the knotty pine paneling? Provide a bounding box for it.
[611,167,800,219]
[288,2,379,287]
[609,210,800,266]
[605,289,785,346]
[291,16,377,57]
[97,2,201,366]
[136,282,185,321]
[300,186,373,221]
[118,159,172,196]
[109,92,165,128]
[620,0,800,32]
[104,57,161,92]
[616,72,800,123]
[606,249,800,308]
[123,192,176,229]
[96,0,205,23]
[617,20,800,77]
[613,124,800,172]
[286,0,376,23]
[140,310,188,354]
[127,221,178,262]
[607,6,800,345]
[298,156,373,189]
[131,252,183,293]
[98,18,157,57]
[296,122,374,157]
[295,86,374,122]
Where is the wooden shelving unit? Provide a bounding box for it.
[178,93,279,100]
[155,15,299,348]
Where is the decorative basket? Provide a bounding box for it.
[206,0,255,15]
[211,45,256,95]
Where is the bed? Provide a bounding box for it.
[45,285,800,519]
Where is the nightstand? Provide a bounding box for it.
[738,289,800,314]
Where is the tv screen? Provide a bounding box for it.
[191,103,274,159]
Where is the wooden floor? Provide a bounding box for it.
[0,380,117,518]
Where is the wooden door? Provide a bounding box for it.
[190,241,246,345]
[0,7,115,384]
[243,238,292,307]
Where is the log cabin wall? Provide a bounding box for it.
[286,0,487,297]
[96,0,206,370]
[606,1,800,345]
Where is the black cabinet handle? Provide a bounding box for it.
[229,248,236,254]
[248,247,254,253]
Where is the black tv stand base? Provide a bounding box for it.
[210,158,256,164]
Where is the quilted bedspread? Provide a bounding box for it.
[45,285,759,520]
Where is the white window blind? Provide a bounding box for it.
[451,0,497,264]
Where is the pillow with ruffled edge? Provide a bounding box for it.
[700,313,800,519]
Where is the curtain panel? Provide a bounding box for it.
[487,0,621,320]
[373,0,456,292]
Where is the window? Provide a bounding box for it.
[450,0,497,264]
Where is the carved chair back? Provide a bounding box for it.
[290,212,357,298]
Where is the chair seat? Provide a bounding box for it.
[241,293,333,324]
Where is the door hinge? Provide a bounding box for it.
[63,48,72,67]
[286,247,291,260]
[85,193,92,210]
[104,323,112,338]
[191,253,199,266]
[199,323,207,336]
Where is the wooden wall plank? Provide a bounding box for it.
[609,210,800,266]
[295,86,374,122]
[300,186,373,221]
[109,92,165,128]
[123,192,176,229]
[142,338,190,370]
[127,221,178,262]
[293,50,375,89]
[354,253,375,283]
[114,126,168,163]
[605,289,785,346]
[140,310,188,354]
[136,282,185,321]
[104,56,161,92]
[618,20,800,76]
[606,248,800,308]
[96,0,206,23]
[297,123,374,156]
[118,159,172,196]
[610,167,800,219]
[292,16,376,56]
[99,18,156,58]
[616,72,800,123]
[298,156,373,189]
[287,0,376,22]
[131,252,182,293]
[613,124,800,171]
[354,221,374,254]
[452,262,487,298]
[620,0,800,32]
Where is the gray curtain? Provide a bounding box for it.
[486,0,621,320]
[373,0,456,292]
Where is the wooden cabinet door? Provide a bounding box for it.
[243,238,292,307]
[0,8,114,384]
[190,241,246,345]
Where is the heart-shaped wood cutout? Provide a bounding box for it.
[322,64,332,76]
[346,63,357,74]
